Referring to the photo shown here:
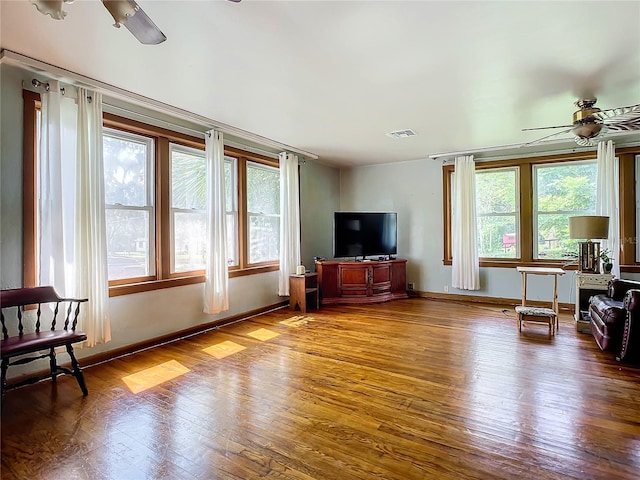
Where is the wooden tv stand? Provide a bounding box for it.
[316,259,408,305]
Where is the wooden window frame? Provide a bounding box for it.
[22,92,281,297]
[224,146,280,275]
[442,148,640,272]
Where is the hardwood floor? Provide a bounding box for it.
[2,298,639,479]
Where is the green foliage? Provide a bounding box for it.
[475,161,597,259]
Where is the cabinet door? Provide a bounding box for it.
[338,264,369,297]
[371,264,392,296]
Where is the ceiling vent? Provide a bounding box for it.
[386,129,417,139]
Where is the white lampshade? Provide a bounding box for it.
[569,216,609,240]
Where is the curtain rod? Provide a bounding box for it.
[102,102,208,138]
[1,49,319,160]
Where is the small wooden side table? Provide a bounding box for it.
[289,273,319,314]
[575,273,613,333]
[516,266,565,333]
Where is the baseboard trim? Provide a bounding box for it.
[408,290,573,312]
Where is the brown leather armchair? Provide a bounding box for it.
[589,279,640,362]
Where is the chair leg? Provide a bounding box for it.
[1,357,8,402]
[49,347,58,382]
[66,344,88,396]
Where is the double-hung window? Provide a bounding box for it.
[224,156,239,267]
[224,148,281,272]
[170,144,206,274]
[475,167,519,259]
[246,161,280,264]
[533,160,597,259]
[24,91,283,296]
[442,152,608,267]
[103,128,155,282]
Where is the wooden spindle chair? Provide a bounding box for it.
[1,286,89,399]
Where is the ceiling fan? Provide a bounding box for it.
[31,0,240,45]
[522,98,640,147]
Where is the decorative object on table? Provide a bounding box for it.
[568,215,609,273]
[600,248,613,274]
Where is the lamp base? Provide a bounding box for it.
[578,241,600,273]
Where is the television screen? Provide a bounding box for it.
[334,212,397,258]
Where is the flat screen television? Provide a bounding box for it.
[334,212,397,259]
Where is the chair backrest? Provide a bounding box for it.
[0,286,87,339]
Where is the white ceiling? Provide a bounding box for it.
[2,0,639,167]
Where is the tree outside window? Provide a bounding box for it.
[534,161,597,259]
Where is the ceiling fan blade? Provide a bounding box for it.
[102,0,166,45]
[592,103,640,122]
[521,124,574,132]
[123,1,166,44]
[604,118,640,132]
[520,128,574,147]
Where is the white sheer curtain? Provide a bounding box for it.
[39,80,76,294]
[596,140,620,278]
[204,129,229,314]
[451,155,480,290]
[278,152,301,296]
[39,82,111,345]
[75,89,111,346]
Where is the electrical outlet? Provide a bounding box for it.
[444,285,449,293]
[407,282,415,290]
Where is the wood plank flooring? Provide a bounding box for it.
[2,298,639,479]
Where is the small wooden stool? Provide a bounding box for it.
[515,266,564,335]
[515,305,557,334]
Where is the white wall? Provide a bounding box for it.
[339,158,583,305]
[0,63,341,376]
[299,159,341,270]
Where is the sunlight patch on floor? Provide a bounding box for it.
[122,359,190,394]
[203,340,247,359]
[247,328,280,341]
[280,316,314,327]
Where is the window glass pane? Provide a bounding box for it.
[249,215,280,264]
[247,162,280,263]
[103,132,151,206]
[106,209,152,280]
[224,157,235,210]
[475,168,518,258]
[227,213,238,266]
[534,161,597,259]
[170,144,206,273]
[247,162,280,215]
[104,129,154,282]
[224,157,239,266]
[173,212,206,272]
[171,145,206,210]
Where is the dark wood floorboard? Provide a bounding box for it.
[2,298,639,479]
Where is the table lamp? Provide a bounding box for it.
[568,216,609,273]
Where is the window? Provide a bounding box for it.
[533,161,596,259]
[246,161,280,264]
[23,92,282,296]
[170,144,206,273]
[103,128,155,282]
[443,151,613,268]
[224,148,281,272]
[475,168,519,259]
[224,156,239,267]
